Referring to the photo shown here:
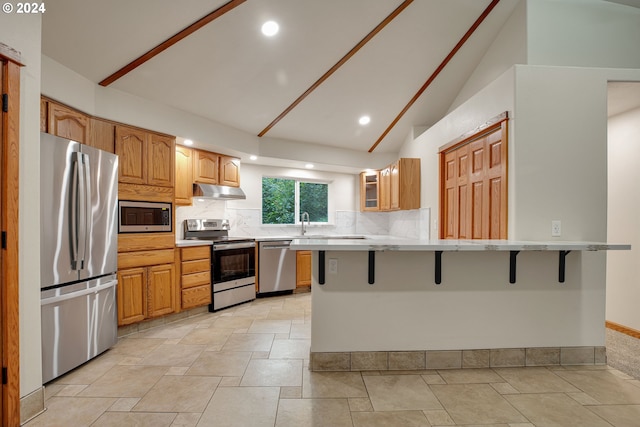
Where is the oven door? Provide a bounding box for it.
[212,242,256,283]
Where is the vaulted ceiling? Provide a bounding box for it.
[43,0,524,154]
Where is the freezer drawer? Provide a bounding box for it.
[41,276,118,383]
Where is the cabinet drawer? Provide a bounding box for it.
[182,271,210,289]
[182,246,210,261]
[182,285,211,309]
[181,259,210,275]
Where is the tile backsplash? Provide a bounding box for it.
[176,199,430,239]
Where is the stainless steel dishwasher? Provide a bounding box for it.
[258,240,297,294]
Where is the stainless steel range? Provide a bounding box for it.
[183,219,256,311]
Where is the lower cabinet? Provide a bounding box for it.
[296,250,312,288]
[180,246,211,309]
[117,247,177,326]
[117,267,147,325]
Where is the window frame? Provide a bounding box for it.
[261,176,330,225]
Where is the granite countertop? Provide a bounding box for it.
[289,238,631,252]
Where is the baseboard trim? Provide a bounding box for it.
[310,346,606,371]
[606,321,640,339]
[20,386,45,425]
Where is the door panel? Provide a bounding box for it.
[115,126,146,184]
[439,117,508,239]
[148,264,175,317]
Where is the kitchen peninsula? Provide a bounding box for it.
[290,238,630,371]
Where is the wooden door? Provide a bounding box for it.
[47,101,91,143]
[147,133,175,187]
[1,51,21,426]
[439,115,508,239]
[175,145,193,205]
[117,267,147,325]
[115,125,147,185]
[442,150,457,239]
[194,150,219,184]
[456,145,471,239]
[148,264,175,317]
[219,155,241,187]
[296,251,312,287]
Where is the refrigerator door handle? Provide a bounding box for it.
[40,279,117,305]
[70,153,80,270]
[79,153,92,270]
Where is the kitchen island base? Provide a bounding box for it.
[295,246,622,371]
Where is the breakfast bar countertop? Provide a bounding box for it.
[290,238,631,252]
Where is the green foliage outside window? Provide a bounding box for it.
[300,182,328,222]
[262,177,328,224]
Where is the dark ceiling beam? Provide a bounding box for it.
[99,0,246,87]
[368,0,501,153]
[258,0,414,138]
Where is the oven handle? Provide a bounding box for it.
[213,242,256,251]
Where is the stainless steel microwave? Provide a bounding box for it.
[118,201,172,233]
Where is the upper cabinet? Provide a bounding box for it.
[193,150,219,184]
[44,99,91,144]
[359,158,420,212]
[360,171,380,211]
[115,125,175,188]
[219,155,241,187]
[175,145,194,205]
[177,148,242,204]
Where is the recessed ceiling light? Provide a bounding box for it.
[184,139,193,146]
[250,155,258,161]
[305,163,314,169]
[358,115,371,126]
[261,21,279,37]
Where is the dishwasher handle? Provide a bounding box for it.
[260,241,291,249]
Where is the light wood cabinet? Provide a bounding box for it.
[379,167,391,212]
[46,100,91,144]
[89,117,115,153]
[194,150,219,184]
[175,145,194,205]
[115,124,175,188]
[116,262,176,326]
[359,158,420,212]
[148,263,176,317]
[296,250,312,288]
[147,133,175,187]
[360,171,380,211]
[219,155,241,187]
[180,246,211,309]
[117,267,147,326]
[390,158,420,211]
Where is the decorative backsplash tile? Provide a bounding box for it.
[177,203,430,239]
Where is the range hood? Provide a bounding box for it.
[193,184,247,200]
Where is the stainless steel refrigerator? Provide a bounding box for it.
[40,132,119,383]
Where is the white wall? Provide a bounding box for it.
[399,67,516,237]
[176,163,359,238]
[527,0,640,69]
[607,105,640,331]
[450,0,527,112]
[41,56,396,171]
[0,13,43,397]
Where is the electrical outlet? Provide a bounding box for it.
[551,220,561,237]
[328,258,338,274]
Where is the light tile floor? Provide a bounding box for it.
[26,292,640,427]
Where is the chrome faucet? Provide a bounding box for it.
[300,211,310,235]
